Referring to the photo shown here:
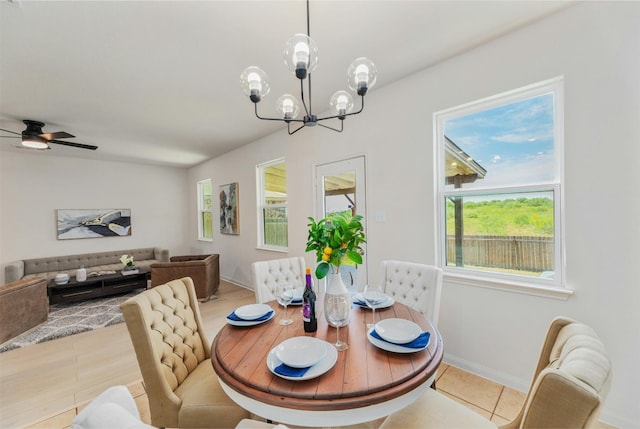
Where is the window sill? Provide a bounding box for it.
[198,238,213,242]
[444,272,574,300]
[256,246,289,254]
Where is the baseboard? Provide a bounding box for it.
[220,276,252,291]
[443,353,530,393]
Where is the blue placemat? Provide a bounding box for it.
[226,310,274,322]
[370,329,430,349]
[274,363,311,378]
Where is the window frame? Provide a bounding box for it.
[197,178,213,242]
[434,77,571,299]
[256,158,288,252]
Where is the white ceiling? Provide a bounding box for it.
[0,0,571,168]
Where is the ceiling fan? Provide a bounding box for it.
[0,120,98,151]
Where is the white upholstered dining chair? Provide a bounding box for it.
[251,257,306,303]
[380,260,443,327]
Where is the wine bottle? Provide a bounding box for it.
[303,267,318,332]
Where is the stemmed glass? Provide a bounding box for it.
[275,283,294,325]
[363,284,386,329]
[325,295,350,351]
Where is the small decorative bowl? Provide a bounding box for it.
[54,273,70,285]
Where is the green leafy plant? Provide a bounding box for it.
[306,212,366,279]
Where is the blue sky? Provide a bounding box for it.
[444,93,556,187]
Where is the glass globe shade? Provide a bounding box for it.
[284,34,318,79]
[347,57,377,96]
[276,94,300,121]
[330,91,354,117]
[240,66,270,102]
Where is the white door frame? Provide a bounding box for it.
[314,155,368,292]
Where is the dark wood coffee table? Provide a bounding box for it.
[48,269,149,304]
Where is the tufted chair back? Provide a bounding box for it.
[379,316,611,429]
[121,277,251,428]
[502,316,612,429]
[251,257,306,303]
[380,261,443,326]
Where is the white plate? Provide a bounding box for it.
[287,288,304,305]
[226,311,274,327]
[352,293,394,309]
[367,329,428,353]
[234,303,273,320]
[275,337,328,368]
[277,288,303,306]
[267,340,337,380]
[375,318,421,344]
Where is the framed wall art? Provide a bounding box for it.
[57,209,132,240]
[219,182,239,235]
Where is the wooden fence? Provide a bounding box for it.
[447,235,554,272]
[265,220,288,247]
[264,223,552,273]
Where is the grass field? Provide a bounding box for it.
[446,197,553,237]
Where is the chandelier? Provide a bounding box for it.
[240,0,377,135]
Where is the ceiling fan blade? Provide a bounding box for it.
[0,128,22,136]
[40,131,75,140]
[49,140,98,150]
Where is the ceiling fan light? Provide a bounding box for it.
[284,34,318,79]
[347,57,377,96]
[240,66,270,102]
[276,94,300,121]
[21,136,49,149]
[330,91,354,119]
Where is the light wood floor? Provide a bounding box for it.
[0,280,615,429]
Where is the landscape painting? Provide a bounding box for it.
[219,182,239,235]
[57,209,132,240]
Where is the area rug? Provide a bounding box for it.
[0,289,143,353]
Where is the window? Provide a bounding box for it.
[435,77,566,294]
[257,159,287,250]
[197,179,213,241]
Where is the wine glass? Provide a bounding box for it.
[276,283,294,325]
[363,283,386,329]
[325,294,350,351]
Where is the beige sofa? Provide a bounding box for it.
[4,247,169,283]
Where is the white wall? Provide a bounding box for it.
[186,3,639,426]
[0,151,191,283]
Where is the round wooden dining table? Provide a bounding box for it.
[210,297,443,427]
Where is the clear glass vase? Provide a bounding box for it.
[324,265,350,327]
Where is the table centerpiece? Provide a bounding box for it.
[306,212,366,326]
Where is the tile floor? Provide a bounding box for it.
[25,363,526,429]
